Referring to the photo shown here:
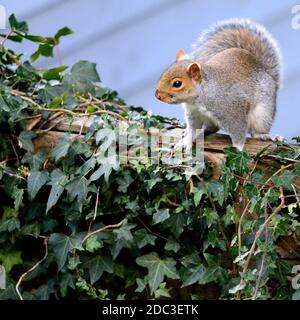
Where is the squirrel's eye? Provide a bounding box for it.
[172,80,182,88]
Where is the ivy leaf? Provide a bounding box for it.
[59,272,76,297]
[0,218,20,232]
[1,34,23,42]
[46,169,68,214]
[182,264,206,287]
[12,186,24,210]
[116,172,134,193]
[164,238,180,253]
[85,235,103,253]
[37,84,62,104]
[136,252,179,294]
[229,282,246,294]
[153,208,170,225]
[166,213,187,237]
[65,176,89,203]
[225,147,251,175]
[135,278,147,293]
[271,171,295,190]
[90,156,119,182]
[69,60,100,82]
[197,253,226,285]
[51,134,71,161]
[49,233,82,270]
[0,285,19,300]
[154,282,171,299]
[34,284,54,300]
[18,130,36,152]
[62,60,100,95]
[113,222,135,242]
[271,215,290,239]
[24,34,48,43]
[110,222,136,259]
[21,221,40,238]
[30,43,54,62]
[9,14,28,34]
[22,150,47,170]
[75,157,96,176]
[203,208,219,228]
[54,27,74,42]
[16,61,42,81]
[134,229,156,249]
[0,248,23,273]
[295,163,300,177]
[27,170,49,200]
[206,229,227,250]
[145,177,162,191]
[2,207,18,220]
[43,66,68,81]
[191,187,204,207]
[83,255,113,284]
[68,256,81,270]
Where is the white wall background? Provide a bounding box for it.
[1,0,300,140]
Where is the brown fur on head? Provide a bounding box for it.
[155,50,202,104]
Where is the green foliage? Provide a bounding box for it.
[0,15,300,301]
[136,252,179,294]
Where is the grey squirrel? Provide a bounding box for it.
[155,18,283,150]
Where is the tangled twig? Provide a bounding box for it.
[10,89,127,121]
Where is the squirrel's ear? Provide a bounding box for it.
[176,50,189,62]
[187,63,201,81]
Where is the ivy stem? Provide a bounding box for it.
[239,187,285,290]
[291,184,300,209]
[10,89,127,121]
[56,45,62,66]
[81,219,125,245]
[136,216,169,241]
[88,187,100,233]
[252,203,269,300]
[0,30,13,47]
[15,235,49,300]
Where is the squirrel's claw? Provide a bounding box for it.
[251,133,286,143]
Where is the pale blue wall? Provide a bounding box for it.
[2,0,300,140]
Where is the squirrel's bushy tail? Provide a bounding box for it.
[193,18,282,87]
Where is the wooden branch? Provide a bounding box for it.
[31,113,299,185]
[34,113,289,144]
[32,114,285,151]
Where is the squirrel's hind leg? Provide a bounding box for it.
[219,101,248,151]
[248,101,285,143]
